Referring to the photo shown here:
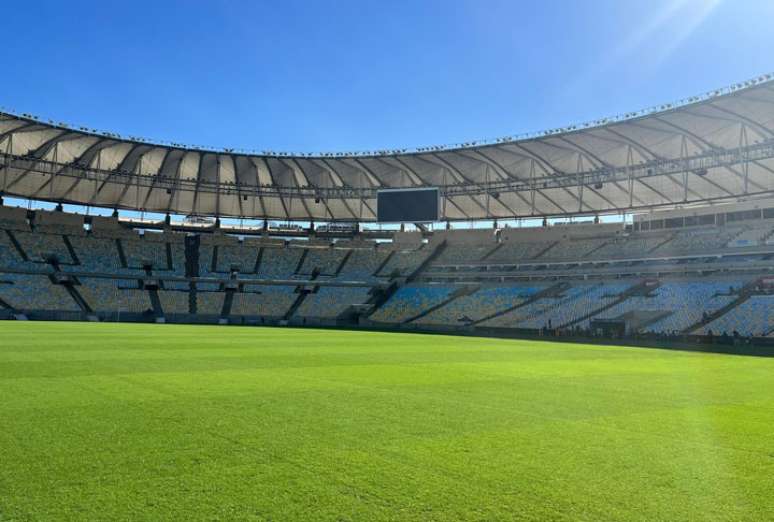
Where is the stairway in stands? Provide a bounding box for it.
[646,234,678,254]
[760,227,774,246]
[559,279,656,329]
[284,269,319,321]
[185,235,200,278]
[407,240,447,282]
[683,278,762,334]
[471,282,569,326]
[480,242,503,261]
[372,251,395,276]
[405,285,479,324]
[531,241,559,260]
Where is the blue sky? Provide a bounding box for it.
[1,0,772,228]
[2,0,773,155]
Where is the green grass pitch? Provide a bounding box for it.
[1,322,774,521]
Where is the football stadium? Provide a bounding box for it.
[3,2,774,520]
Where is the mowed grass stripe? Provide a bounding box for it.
[1,322,773,520]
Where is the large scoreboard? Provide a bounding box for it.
[376,188,440,223]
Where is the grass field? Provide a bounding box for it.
[1,323,774,521]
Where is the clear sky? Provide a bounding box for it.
[2,0,773,156]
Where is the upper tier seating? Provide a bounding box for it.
[590,234,669,259]
[198,245,215,275]
[256,248,304,279]
[163,281,190,290]
[170,243,186,275]
[654,227,745,255]
[122,237,170,271]
[433,244,495,265]
[370,285,455,323]
[727,222,774,248]
[485,241,553,263]
[0,206,30,231]
[538,237,611,262]
[0,231,27,269]
[216,244,259,273]
[338,248,389,280]
[299,248,347,275]
[66,235,129,273]
[378,249,432,277]
[12,231,74,264]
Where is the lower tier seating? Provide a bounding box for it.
[588,281,745,332]
[370,285,455,323]
[697,295,774,337]
[0,273,80,312]
[231,286,297,318]
[414,285,543,325]
[295,287,372,318]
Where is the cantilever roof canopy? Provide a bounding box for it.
[2,75,774,222]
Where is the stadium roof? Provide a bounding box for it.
[2,74,774,222]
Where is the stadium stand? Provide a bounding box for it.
[590,234,670,259]
[377,247,432,277]
[77,278,153,314]
[295,286,372,319]
[338,247,390,280]
[486,240,555,263]
[158,290,190,315]
[0,231,27,269]
[3,197,774,344]
[216,242,259,273]
[6,77,774,348]
[370,285,456,323]
[196,291,225,316]
[0,273,80,312]
[256,247,304,279]
[299,247,347,275]
[698,295,774,337]
[523,282,632,329]
[480,285,592,329]
[67,235,129,273]
[231,285,298,318]
[123,235,170,271]
[413,284,543,325]
[587,280,745,331]
[12,231,75,264]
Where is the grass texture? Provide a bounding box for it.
[1,322,773,520]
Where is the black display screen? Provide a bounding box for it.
[377,188,439,222]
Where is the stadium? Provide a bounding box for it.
[3,3,774,518]
[3,77,774,340]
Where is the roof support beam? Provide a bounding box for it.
[261,158,290,220]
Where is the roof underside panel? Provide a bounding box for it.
[4,78,774,220]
